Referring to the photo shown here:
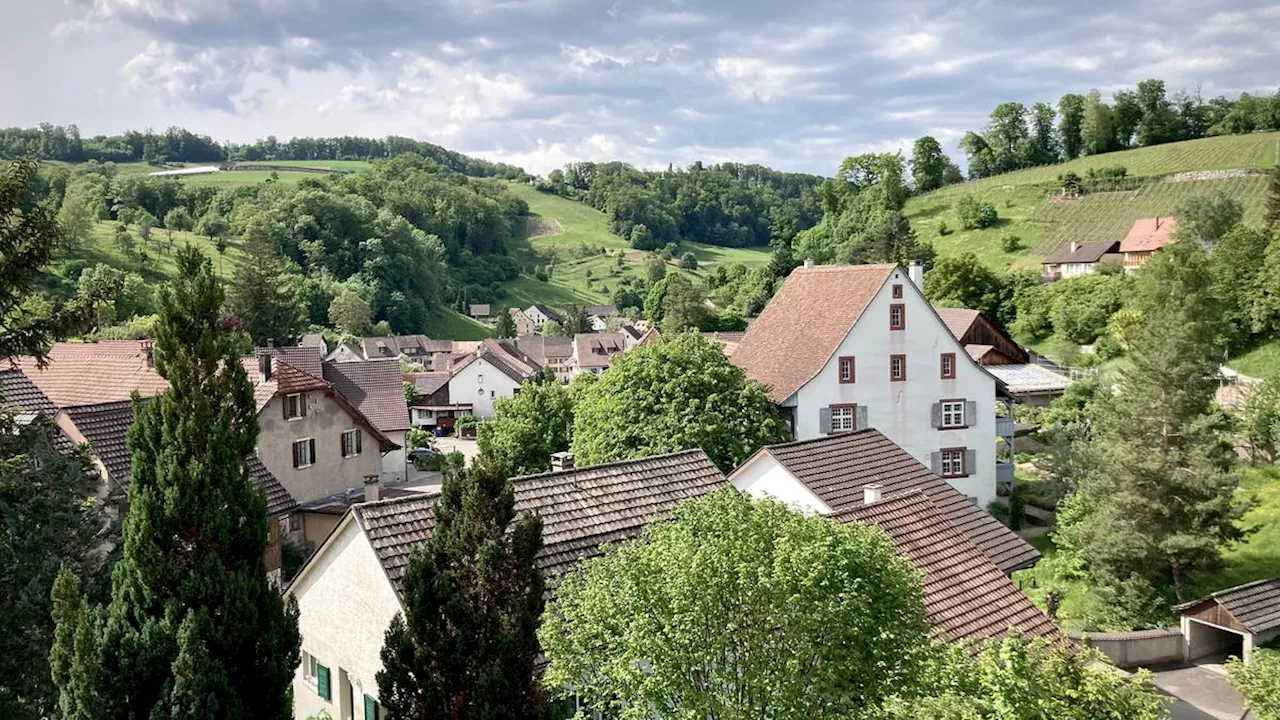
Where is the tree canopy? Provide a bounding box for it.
[476,377,574,476]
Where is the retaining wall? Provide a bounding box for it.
[1069,627,1185,668]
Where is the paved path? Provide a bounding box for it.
[1145,662,1249,720]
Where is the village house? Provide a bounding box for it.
[1040,240,1122,281]
[358,335,453,371]
[1121,216,1179,272]
[583,303,619,331]
[523,303,564,332]
[513,334,575,383]
[448,338,542,418]
[730,262,1015,507]
[405,372,471,432]
[467,303,491,324]
[321,358,411,484]
[508,307,538,336]
[571,332,628,376]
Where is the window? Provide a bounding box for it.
[286,513,302,534]
[316,662,331,701]
[292,438,316,469]
[940,448,966,478]
[892,283,903,299]
[829,404,857,433]
[890,354,906,381]
[341,429,362,458]
[941,400,966,428]
[283,393,306,420]
[477,388,484,396]
[889,303,905,330]
[838,356,855,384]
[940,352,956,379]
[302,651,318,688]
[477,374,484,383]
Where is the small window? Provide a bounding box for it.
[889,303,905,330]
[890,354,906,382]
[941,400,966,428]
[838,356,855,384]
[940,352,956,379]
[292,438,316,469]
[286,513,302,534]
[892,284,903,299]
[829,404,857,433]
[341,428,362,458]
[940,448,966,478]
[477,374,484,383]
[477,388,484,396]
[283,393,306,420]
[302,651,318,688]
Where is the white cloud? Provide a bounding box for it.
[712,57,831,102]
[876,30,940,59]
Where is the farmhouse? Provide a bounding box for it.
[1120,217,1179,272]
[448,338,542,418]
[1041,240,1122,281]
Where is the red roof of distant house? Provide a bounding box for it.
[14,342,168,407]
[1120,217,1179,253]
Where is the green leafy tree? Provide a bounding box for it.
[1176,192,1244,251]
[1208,224,1268,348]
[645,253,667,284]
[923,253,1004,321]
[541,319,565,337]
[227,217,305,346]
[1057,93,1087,160]
[1081,89,1115,155]
[492,309,517,338]
[50,246,301,719]
[112,222,134,259]
[911,135,949,192]
[954,195,998,230]
[571,332,788,471]
[1266,164,1280,230]
[1228,649,1280,720]
[679,251,698,270]
[1058,243,1250,605]
[56,182,96,248]
[477,379,574,476]
[658,273,712,334]
[328,290,371,336]
[377,454,544,719]
[562,303,592,336]
[1112,89,1144,148]
[541,488,932,718]
[1240,377,1280,462]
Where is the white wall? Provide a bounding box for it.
[730,454,832,514]
[448,356,523,419]
[1061,262,1094,278]
[381,430,406,484]
[787,267,998,507]
[289,519,400,720]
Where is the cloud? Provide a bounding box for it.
[712,57,833,103]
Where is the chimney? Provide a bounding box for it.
[863,484,883,505]
[363,474,380,503]
[258,353,273,383]
[908,260,924,289]
[803,258,815,268]
[1070,241,1079,254]
[550,451,575,472]
[141,340,155,368]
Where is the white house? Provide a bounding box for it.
[731,262,1015,508]
[523,303,563,332]
[286,451,727,720]
[447,339,539,419]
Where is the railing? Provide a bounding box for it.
[996,462,1014,487]
[996,416,1014,438]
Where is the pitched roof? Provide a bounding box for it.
[322,359,411,432]
[731,264,897,402]
[258,345,324,378]
[360,335,432,360]
[469,303,491,317]
[743,429,1040,573]
[700,331,747,358]
[1176,576,1280,635]
[1120,217,1179,253]
[0,368,59,417]
[513,335,573,364]
[935,308,981,341]
[835,491,1057,642]
[408,372,451,397]
[573,333,627,368]
[14,342,168,407]
[530,303,564,322]
[300,333,327,349]
[62,399,298,516]
[456,339,541,383]
[352,450,726,596]
[583,304,618,317]
[1041,240,1122,264]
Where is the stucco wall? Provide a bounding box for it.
[289,520,401,720]
[1069,628,1186,669]
[381,430,406,484]
[787,267,998,508]
[449,356,522,419]
[730,455,831,514]
[258,392,383,505]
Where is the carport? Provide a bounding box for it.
[1176,576,1280,664]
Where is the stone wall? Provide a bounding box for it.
[1069,628,1186,668]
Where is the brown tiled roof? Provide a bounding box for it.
[322,359,410,433]
[583,304,618,317]
[530,303,564,323]
[353,450,726,596]
[408,372,451,397]
[965,344,996,361]
[0,368,59,417]
[258,345,324,378]
[700,331,747,358]
[513,335,573,364]
[747,429,1040,573]
[14,342,168,407]
[835,491,1057,642]
[1120,217,1179,253]
[732,264,896,402]
[935,308,981,341]
[454,339,541,383]
[573,332,627,368]
[361,335,432,360]
[1041,240,1121,265]
[1176,576,1280,635]
[62,399,298,516]
[275,361,331,395]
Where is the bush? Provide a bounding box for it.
[679,252,698,270]
[937,220,951,236]
[1001,234,1022,252]
[1228,648,1280,720]
[534,266,549,282]
[955,195,999,230]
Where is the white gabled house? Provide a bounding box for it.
[447,339,541,419]
[731,262,1016,508]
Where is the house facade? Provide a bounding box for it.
[731,263,1013,507]
[509,307,538,336]
[1041,240,1122,281]
[523,303,563,332]
[321,359,411,484]
[571,332,628,376]
[1121,217,1178,272]
[447,339,538,419]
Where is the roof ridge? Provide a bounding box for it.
[794,263,898,273]
[766,427,881,452]
[512,449,711,485]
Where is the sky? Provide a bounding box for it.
[3,0,1279,176]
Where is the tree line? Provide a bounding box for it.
[0,123,529,180]
[958,79,1280,179]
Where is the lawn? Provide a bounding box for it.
[1014,463,1280,631]
[66,221,246,284]
[1228,339,1280,380]
[423,308,491,341]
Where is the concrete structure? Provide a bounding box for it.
[731,263,1014,506]
[1068,628,1187,669]
[1177,576,1280,664]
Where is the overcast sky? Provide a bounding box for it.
[3,0,1278,175]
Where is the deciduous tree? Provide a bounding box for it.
[477,377,573,476]
[1057,93,1087,160]
[911,135,948,192]
[923,252,1004,321]
[328,290,371,336]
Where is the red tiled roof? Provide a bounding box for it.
[13,342,168,407]
[935,307,981,341]
[1120,217,1179,253]
[835,491,1057,642]
[731,264,897,402]
[573,332,627,369]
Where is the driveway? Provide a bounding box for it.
[1145,662,1249,720]
[435,436,478,464]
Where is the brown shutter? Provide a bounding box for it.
[299,393,307,417]
[308,438,316,465]
[291,440,300,468]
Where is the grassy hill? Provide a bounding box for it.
[905,132,1280,270]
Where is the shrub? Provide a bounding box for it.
[1228,649,1280,720]
[955,194,999,230]
[679,252,698,270]
[535,266,549,282]
[937,220,951,236]
[1001,234,1022,252]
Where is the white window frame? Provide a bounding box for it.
[293,438,316,469]
[302,651,318,688]
[830,404,856,433]
[284,393,305,421]
[940,449,965,477]
[341,428,361,458]
[941,401,966,428]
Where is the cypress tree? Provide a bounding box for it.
[377,454,545,719]
[51,246,300,720]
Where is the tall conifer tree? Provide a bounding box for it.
[51,246,300,720]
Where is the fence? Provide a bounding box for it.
[1068,628,1185,668]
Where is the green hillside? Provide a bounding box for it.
[906,132,1280,270]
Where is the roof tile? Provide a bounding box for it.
[322,359,411,432]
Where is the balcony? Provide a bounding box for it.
[996,415,1015,438]
[996,462,1015,488]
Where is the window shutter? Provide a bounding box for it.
[283,396,290,420]
[308,438,316,465]
[292,441,300,468]
[965,449,977,476]
[364,694,378,720]
[856,406,868,431]
[819,407,831,435]
[355,430,362,454]
[930,452,942,475]
[317,664,330,701]
[930,403,942,429]
[300,393,307,417]
[965,401,978,427]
